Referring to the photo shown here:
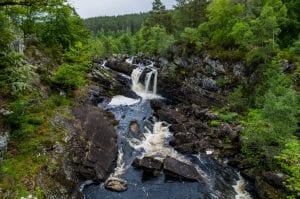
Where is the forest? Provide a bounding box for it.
[0,0,299,198]
[84,13,149,34]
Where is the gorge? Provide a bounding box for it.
[82,56,253,199]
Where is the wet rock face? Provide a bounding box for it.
[163,156,203,182]
[66,105,118,183]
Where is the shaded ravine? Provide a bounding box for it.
[83,58,252,199]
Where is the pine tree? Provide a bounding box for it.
[144,0,174,33]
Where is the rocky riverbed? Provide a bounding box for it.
[33,54,288,198]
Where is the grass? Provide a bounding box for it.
[0,93,72,198]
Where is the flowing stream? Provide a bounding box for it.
[83,58,252,199]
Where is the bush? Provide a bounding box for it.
[220,112,238,122]
[0,52,36,96]
[51,64,86,90]
[5,99,37,140]
[241,70,299,168]
[275,139,300,198]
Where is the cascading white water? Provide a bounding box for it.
[101,60,109,69]
[144,70,154,93]
[108,95,140,107]
[129,122,181,160]
[108,148,126,179]
[126,56,134,64]
[153,70,158,94]
[131,67,145,94]
[128,121,206,178]
[234,173,252,199]
[131,66,160,99]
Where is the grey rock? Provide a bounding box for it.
[233,63,245,77]
[66,105,118,183]
[132,157,163,171]
[105,179,128,192]
[163,156,203,181]
[262,171,287,189]
[204,55,225,75]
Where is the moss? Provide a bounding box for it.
[209,120,220,127]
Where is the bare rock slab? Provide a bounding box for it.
[163,156,203,182]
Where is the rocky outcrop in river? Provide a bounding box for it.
[65,105,118,183]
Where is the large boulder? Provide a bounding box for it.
[255,176,286,199]
[105,178,128,192]
[262,171,287,189]
[66,105,118,183]
[132,157,163,171]
[132,157,163,179]
[163,156,203,181]
[106,58,136,75]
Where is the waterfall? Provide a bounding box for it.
[153,70,158,94]
[126,56,134,64]
[131,67,145,94]
[144,70,155,93]
[234,173,252,199]
[101,60,109,69]
[131,66,159,99]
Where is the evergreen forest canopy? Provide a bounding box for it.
[84,13,149,34]
[0,0,299,198]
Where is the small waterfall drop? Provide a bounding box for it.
[101,60,109,69]
[234,173,252,199]
[131,65,160,99]
[126,56,134,64]
[153,70,158,94]
[131,67,145,94]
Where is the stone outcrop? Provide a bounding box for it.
[65,105,118,183]
[132,157,163,171]
[163,156,202,182]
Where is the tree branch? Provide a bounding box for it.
[0,0,49,7]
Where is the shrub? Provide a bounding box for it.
[275,139,300,198]
[51,64,86,90]
[220,112,238,122]
[0,52,36,95]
